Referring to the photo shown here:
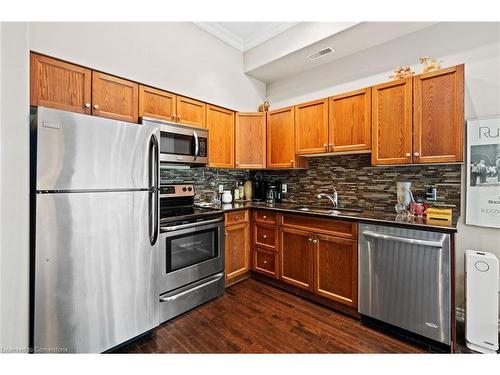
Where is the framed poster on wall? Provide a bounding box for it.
[466,116,500,228]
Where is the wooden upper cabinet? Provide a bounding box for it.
[138,85,176,122]
[176,96,206,128]
[279,227,314,291]
[92,72,139,123]
[413,65,464,163]
[371,78,413,165]
[314,234,358,307]
[30,53,92,114]
[206,105,235,168]
[235,112,266,169]
[329,88,371,152]
[267,106,295,168]
[294,98,329,155]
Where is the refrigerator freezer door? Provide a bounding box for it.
[34,191,159,353]
[36,107,159,191]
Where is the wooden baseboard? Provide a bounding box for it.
[251,272,360,319]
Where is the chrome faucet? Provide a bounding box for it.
[317,188,338,208]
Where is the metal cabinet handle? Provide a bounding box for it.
[362,231,445,248]
[225,231,228,236]
[93,104,99,110]
[263,235,268,239]
[160,273,224,302]
[177,115,181,121]
[263,260,268,264]
[308,237,312,242]
[262,215,267,219]
[323,144,328,151]
[405,152,411,157]
[84,103,91,108]
[414,152,420,157]
[328,143,333,152]
[234,216,239,220]
[312,239,318,244]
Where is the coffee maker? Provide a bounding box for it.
[252,172,268,202]
[273,179,283,203]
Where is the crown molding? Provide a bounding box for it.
[194,22,244,51]
[193,22,300,52]
[243,22,299,51]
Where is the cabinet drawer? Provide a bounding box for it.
[253,248,278,279]
[281,214,357,239]
[253,224,277,250]
[225,210,249,225]
[254,210,277,225]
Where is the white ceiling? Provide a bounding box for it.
[193,22,299,52]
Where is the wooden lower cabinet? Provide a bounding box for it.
[224,212,250,286]
[314,234,358,307]
[279,227,314,291]
[253,247,279,279]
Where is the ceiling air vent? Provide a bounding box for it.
[307,47,334,60]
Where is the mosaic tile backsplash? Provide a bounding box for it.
[161,153,462,213]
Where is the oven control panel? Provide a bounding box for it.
[160,184,195,198]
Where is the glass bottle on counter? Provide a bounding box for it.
[238,181,245,200]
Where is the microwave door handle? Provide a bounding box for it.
[193,130,199,159]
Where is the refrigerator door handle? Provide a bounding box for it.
[148,133,159,246]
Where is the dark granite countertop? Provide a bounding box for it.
[196,201,457,233]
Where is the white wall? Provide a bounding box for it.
[267,22,500,315]
[29,22,266,112]
[0,22,30,351]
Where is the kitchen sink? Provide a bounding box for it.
[291,205,363,215]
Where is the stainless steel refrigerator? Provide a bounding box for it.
[31,107,160,353]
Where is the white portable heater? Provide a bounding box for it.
[465,250,499,353]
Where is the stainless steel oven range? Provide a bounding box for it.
[158,184,224,323]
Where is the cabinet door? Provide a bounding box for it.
[235,112,266,169]
[294,98,329,155]
[314,234,358,307]
[413,65,464,163]
[206,105,235,168]
[176,96,206,128]
[30,53,91,114]
[92,72,139,123]
[138,85,176,122]
[224,222,250,285]
[371,78,413,165]
[267,106,295,168]
[279,227,314,291]
[329,88,371,152]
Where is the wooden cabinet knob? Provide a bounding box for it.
[84,103,91,108]
[93,104,99,110]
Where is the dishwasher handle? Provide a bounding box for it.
[361,230,445,248]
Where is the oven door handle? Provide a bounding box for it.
[161,217,224,232]
[159,273,224,302]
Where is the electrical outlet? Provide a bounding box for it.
[282,184,287,193]
[218,184,224,194]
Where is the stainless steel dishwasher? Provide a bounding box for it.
[358,223,451,345]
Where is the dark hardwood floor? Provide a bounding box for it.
[119,278,424,354]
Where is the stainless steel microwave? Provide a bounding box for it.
[141,117,208,165]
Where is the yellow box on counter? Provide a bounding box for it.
[426,207,453,221]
